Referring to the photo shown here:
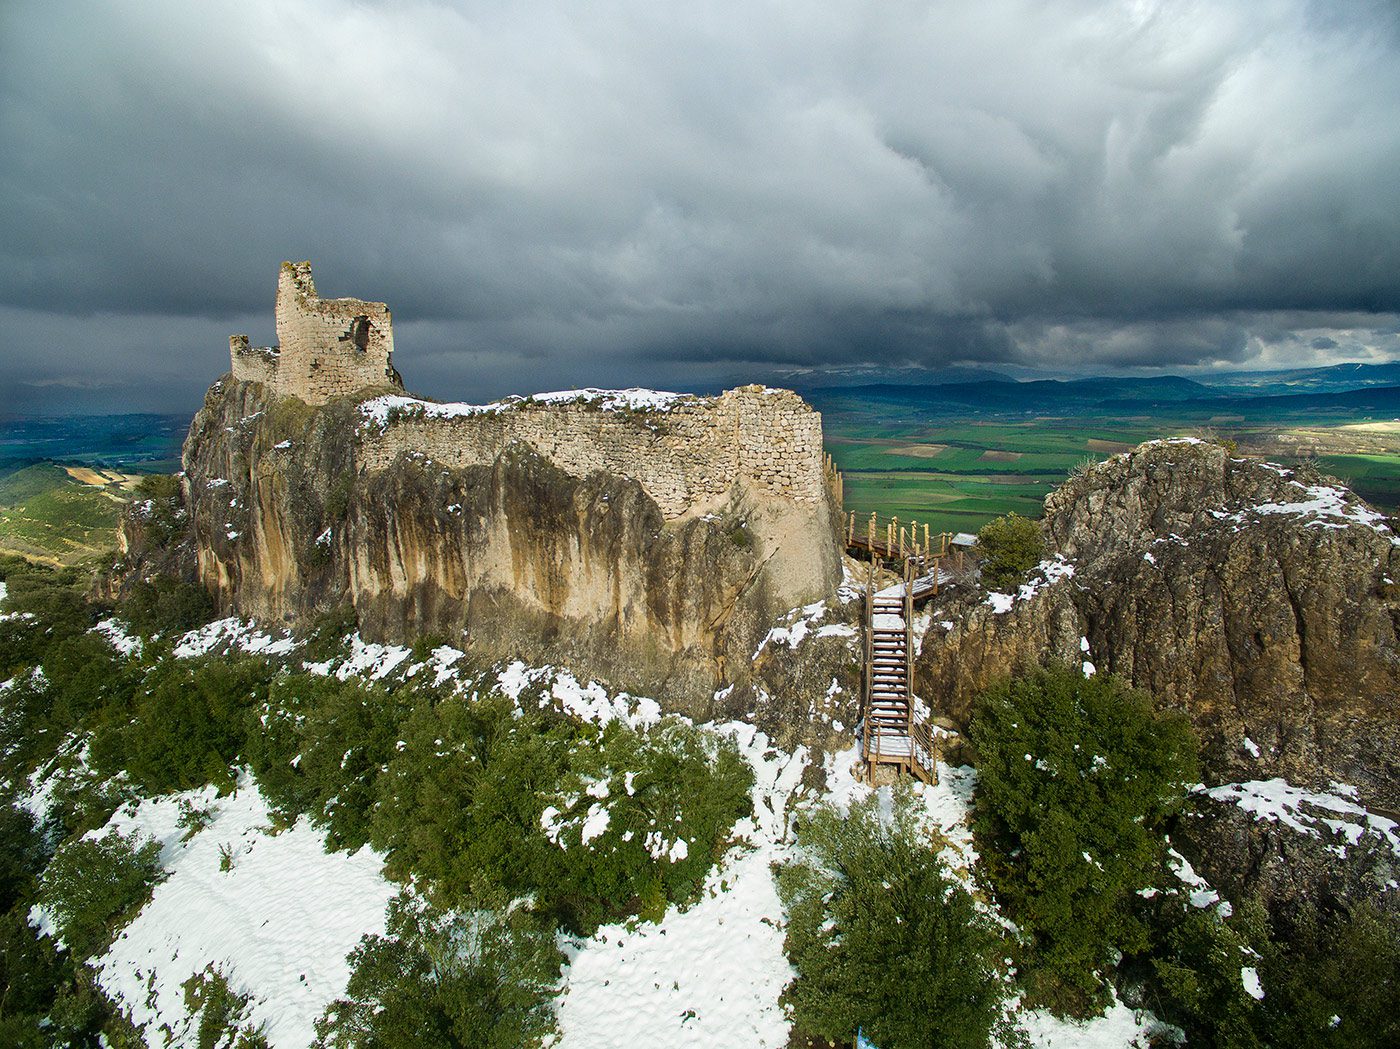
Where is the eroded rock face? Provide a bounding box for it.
[123,379,841,715]
[917,439,1400,813]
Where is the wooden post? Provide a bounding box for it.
[924,523,930,554]
[868,512,876,549]
[847,511,854,545]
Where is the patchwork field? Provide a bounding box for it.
[815,390,1400,538]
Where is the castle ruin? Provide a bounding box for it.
[230,261,402,405]
[228,262,830,521]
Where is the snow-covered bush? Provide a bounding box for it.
[778,790,1010,1049]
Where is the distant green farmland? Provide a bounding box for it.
[819,402,1400,538]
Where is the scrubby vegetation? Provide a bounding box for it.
[779,790,1012,1049]
[315,892,561,1049]
[37,830,165,960]
[1,551,755,1045]
[971,664,1198,1015]
[974,512,1045,590]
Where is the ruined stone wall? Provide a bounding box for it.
[357,385,827,520]
[229,336,278,386]
[229,262,400,405]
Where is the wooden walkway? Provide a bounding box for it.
[862,570,937,784]
[821,465,963,784]
[849,512,958,785]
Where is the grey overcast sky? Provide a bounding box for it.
[3,0,1400,416]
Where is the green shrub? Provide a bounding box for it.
[132,473,186,546]
[0,909,120,1048]
[119,577,217,638]
[247,673,415,850]
[970,665,1197,1015]
[0,558,92,658]
[1139,901,1267,1049]
[92,657,273,795]
[314,892,561,1049]
[0,804,47,914]
[975,512,1045,591]
[37,828,164,959]
[369,694,752,933]
[778,789,1009,1049]
[182,966,269,1049]
[538,718,753,930]
[1254,902,1400,1049]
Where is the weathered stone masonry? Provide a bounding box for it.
[228,262,829,521]
[230,261,400,405]
[358,388,827,520]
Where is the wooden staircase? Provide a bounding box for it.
[861,562,936,785]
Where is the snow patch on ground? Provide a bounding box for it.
[754,599,854,656]
[1167,847,1232,916]
[1020,992,1166,1048]
[93,617,144,657]
[55,778,394,1049]
[1215,479,1397,539]
[496,661,663,730]
[326,634,412,681]
[986,557,1075,614]
[173,618,299,659]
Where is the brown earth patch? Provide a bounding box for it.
[887,444,948,459]
[1085,439,1134,453]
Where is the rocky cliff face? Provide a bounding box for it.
[917,438,1400,814]
[123,378,841,715]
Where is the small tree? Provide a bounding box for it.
[975,513,1044,590]
[37,829,164,959]
[778,790,1009,1049]
[314,892,561,1049]
[970,665,1197,1015]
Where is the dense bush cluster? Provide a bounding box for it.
[315,892,561,1049]
[37,830,165,960]
[974,512,1045,590]
[1139,895,1400,1049]
[970,664,1198,1015]
[779,791,1011,1049]
[248,680,753,935]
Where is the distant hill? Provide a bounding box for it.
[1200,361,1400,394]
[0,413,189,473]
[808,375,1400,422]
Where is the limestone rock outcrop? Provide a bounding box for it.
[917,439,1400,813]
[118,264,841,712]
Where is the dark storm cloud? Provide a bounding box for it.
[3,0,1400,412]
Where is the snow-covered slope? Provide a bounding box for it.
[56,780,394,1047]
[29,620,1178,1048]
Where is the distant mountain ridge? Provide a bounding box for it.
[806,374,1400,421]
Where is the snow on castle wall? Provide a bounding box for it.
[356,385,828,520]
[229,262,400,406]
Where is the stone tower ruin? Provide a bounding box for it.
[229,261,403,405]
